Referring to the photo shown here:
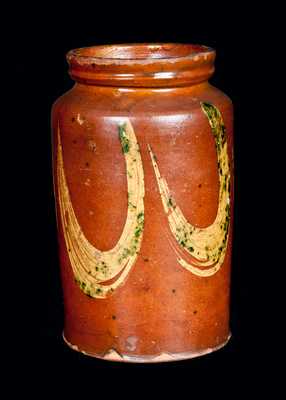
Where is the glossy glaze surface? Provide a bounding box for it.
[52,43,234,361]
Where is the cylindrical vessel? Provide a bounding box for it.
[52,43,234,362]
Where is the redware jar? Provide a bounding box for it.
[51,43,234,362]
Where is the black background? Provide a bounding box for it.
[13,3,280,392]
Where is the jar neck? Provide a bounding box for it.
[67,43,215,88]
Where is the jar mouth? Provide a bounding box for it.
[67,43,214,62]
[67,43,215,87]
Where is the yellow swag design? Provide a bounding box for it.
[57,120,145,298]
[148,102,231,277]
[57,102,231,299]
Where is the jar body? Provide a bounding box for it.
[52,49,234,362]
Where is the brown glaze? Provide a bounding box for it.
[52,43,234,362]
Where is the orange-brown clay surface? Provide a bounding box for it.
[52,43,234,362]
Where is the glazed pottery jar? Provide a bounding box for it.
[51,43,234,362]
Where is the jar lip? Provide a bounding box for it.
[66,43,216,87]
[67,43,215,64]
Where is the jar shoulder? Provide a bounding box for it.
[205,84,233,119]
[51,85,75,124]
[206,83,233,107]
[52,82,233,123]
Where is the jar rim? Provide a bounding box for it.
[67,43,214,63]
[66,43,216,87]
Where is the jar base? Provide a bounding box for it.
[62,332,231,363]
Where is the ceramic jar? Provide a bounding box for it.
[51,43,234,362]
